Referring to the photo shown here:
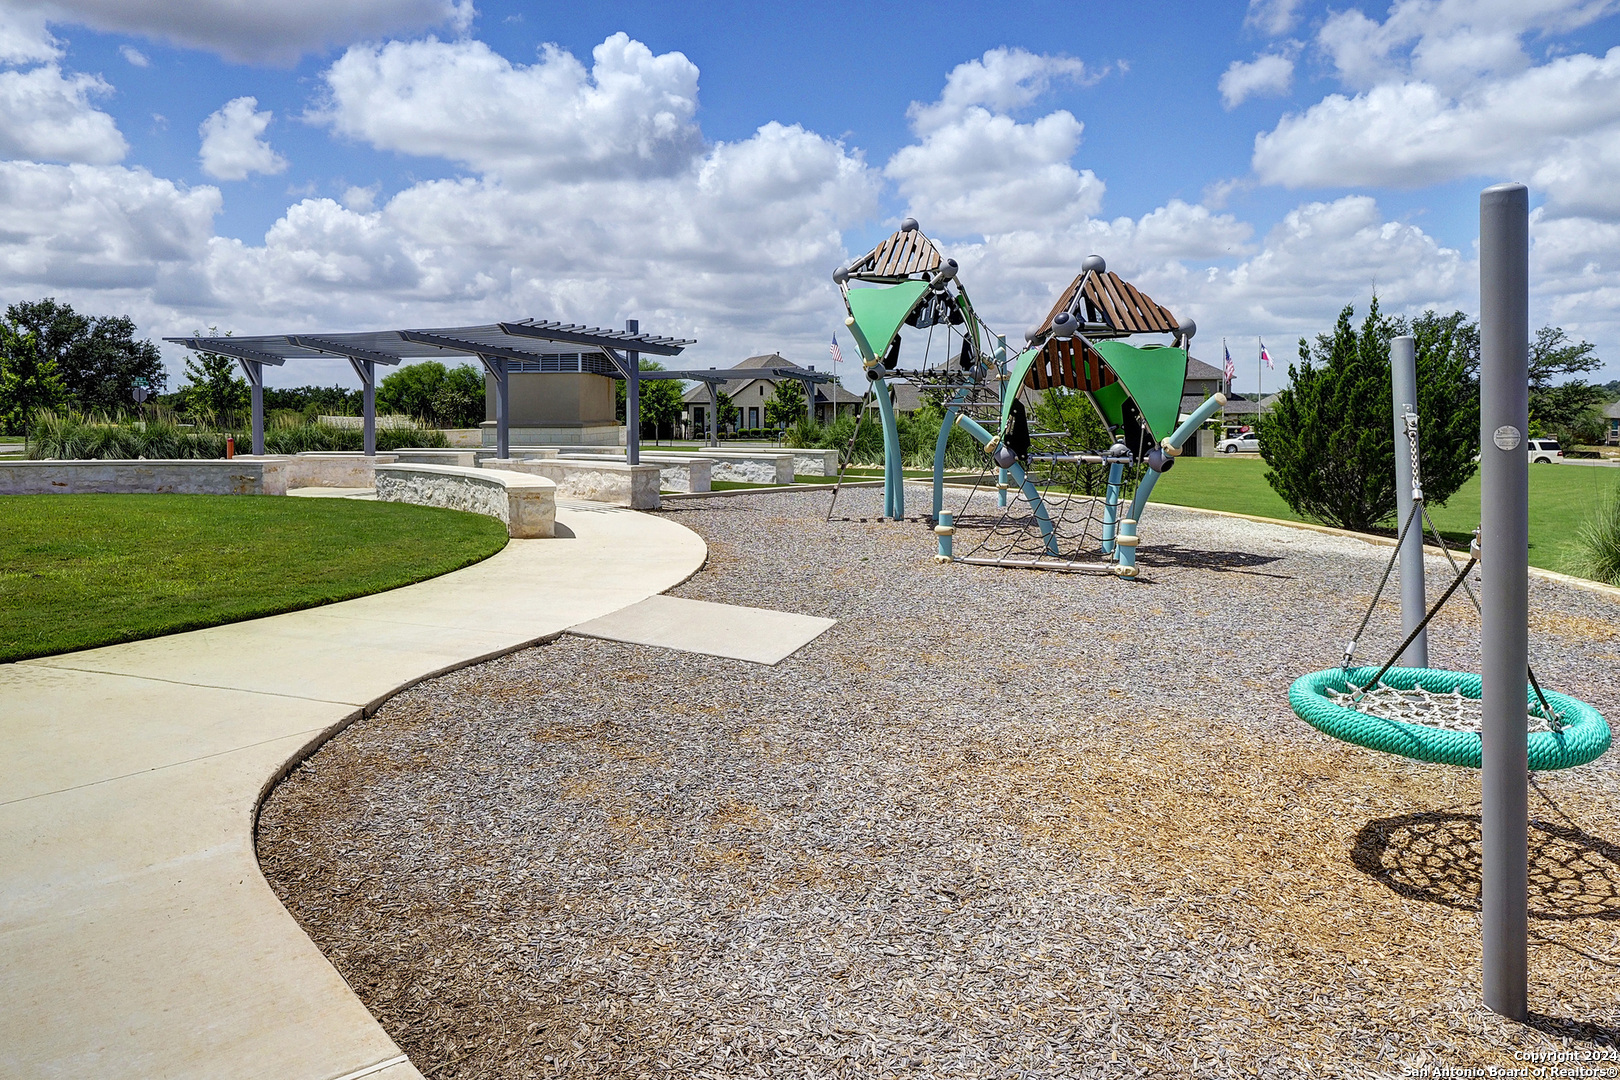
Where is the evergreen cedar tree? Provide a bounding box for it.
[1260,300,1481,532]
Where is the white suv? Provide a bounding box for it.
[1528,438,1563,464]
[1217,432,1261,453]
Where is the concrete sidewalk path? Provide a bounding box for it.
[0,501,707,1080]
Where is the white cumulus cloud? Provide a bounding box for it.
[1220,54,1294,108]
[317,32,704,184]
[0,64,127,163]
[198,97,287,181]
[119,45,151,67]
[887,48,1104,237]
[0,5,59,64]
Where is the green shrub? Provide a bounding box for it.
[1577,488,1620,586]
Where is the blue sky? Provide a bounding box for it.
[3,0,1619,393]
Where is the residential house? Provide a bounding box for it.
[1604,400,1620,445]
[680,354,864,435]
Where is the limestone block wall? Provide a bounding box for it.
[789,449,840,476]
[559,449,792,486]
[388,450,479,468]
[374,463,555,538]
[481,458,660,510]
[275,454,397,488]
[0,459,289,496]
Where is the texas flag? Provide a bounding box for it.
[1259,338,1274,370]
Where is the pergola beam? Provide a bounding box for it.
[500,320,692,357]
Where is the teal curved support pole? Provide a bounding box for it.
[1116,393,1227,576]
[873,376,903,519]
[954,414,1057,555]
[932,382,975,520]
[1101,461,1125,554]
[998,468,1010,507]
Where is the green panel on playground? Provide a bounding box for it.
[1092,342,1188,443]
[999,342,1187,443]
[845,281,930,359]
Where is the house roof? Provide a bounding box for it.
[1185,356,1224,383]
[679,354,860,406]
[1604,400,1620,419]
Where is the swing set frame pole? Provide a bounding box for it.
[1480,181,1530,1022]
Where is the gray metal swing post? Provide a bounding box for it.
[1479,181,1530,1022]
[1390,335,1428,668]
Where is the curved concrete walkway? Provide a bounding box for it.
[0,501,707,1080]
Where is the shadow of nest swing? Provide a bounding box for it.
[1353,810,1620,923]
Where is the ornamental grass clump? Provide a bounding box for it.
[26,410,446,458]
[28,411,224,459]
[1576,487,1620,586]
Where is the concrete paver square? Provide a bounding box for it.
[568,594,834,665]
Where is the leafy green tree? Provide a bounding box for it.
[716,389,738,430]
[434,364,486,428]
[4,299,167,415]
[764,379,807,428]
[614,359,684,439]
[262,384,362,418]
[180,329,250,420]
[0,322,69,433]
[377,361,447,420]
[1031,387,1113,450]
[1260,299,1480,531]
[1528,327,1606,444]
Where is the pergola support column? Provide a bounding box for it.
[347,358,377,456]
[479,355,509,459]
[236,358,265,455]
[707,381,719,446]
[625,319,641,465]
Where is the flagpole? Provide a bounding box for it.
[1258,337,1263,418]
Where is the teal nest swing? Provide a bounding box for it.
[1288,501,1610,771]
[1291,666,1610,771]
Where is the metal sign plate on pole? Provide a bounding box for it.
[1479,181,1530,1021]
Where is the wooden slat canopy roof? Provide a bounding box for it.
[1038,269,1180,338]
[845,227,944,281]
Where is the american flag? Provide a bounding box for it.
[829,334,843,366]
[1259,338,1274,370]
[1223,339,1235,382]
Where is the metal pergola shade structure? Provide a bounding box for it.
[166,320,697,462]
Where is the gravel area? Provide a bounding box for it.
[258,485,1620,1079]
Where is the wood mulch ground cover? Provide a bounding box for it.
[258,485,1620,1079]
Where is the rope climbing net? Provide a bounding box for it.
[1324,681,1563,735]
[946,428,1140,570]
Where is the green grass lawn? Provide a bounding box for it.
[0,494,508,662]
[1148,456,1620,577]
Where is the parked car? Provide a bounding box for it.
[1217,432,1261,454]
[1528,438,1563,464]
